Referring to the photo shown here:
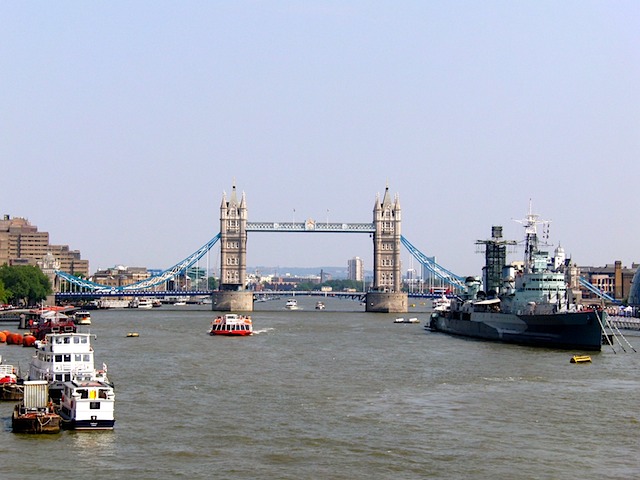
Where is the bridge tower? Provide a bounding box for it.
[211,184,253,311]
[366,185,408,313]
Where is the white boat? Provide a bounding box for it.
[28,332,110,402]
[394,317,420,324]
[315,301,325,310]
[59,380,115,430]
[138,298,153,309]
[432,294,451,312]
[73,310,92,325]
[129,298,153,309]
[285,298,299,310]
[173,299,187,306]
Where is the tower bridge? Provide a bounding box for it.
[216,183,407,312]
[56,183,468,313]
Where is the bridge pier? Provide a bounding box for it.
[211,291,254,312]
[365,291,408,313]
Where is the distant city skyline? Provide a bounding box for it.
[2,3,638,276]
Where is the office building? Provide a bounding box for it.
[348,257,364,282]
[0,215,89,277]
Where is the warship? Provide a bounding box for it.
[429,205,604,351]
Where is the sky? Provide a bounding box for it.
[1,1,638,278]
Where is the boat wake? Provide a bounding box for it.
[251,328,274,335]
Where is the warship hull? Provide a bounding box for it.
[430,309,603,351]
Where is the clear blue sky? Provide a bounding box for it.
[1,1,638,277]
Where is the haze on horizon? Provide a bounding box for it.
[1,2,638,278]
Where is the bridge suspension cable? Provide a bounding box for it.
[578,277,621,304]
[56,233,221,292]
[400,236,466,290]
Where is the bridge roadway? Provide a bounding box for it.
[56,290,450,301]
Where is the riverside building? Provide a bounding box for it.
[0,215,89,277]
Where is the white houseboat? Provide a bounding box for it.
[59,380,115,430]
[28,332,110,402]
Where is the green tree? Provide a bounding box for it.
[0,278,7,304]
[0,264,52,306]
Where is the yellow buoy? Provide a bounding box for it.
[570,355,591,363]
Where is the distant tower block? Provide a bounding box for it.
[212,184,253,311]
[367,185,407,313]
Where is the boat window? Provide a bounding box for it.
[78,389,88,399]
[84,354,90,362]
[74,337,80,343]
[81,337,87,343]
[90,401,101,410]
[65,374,71,381]
[75,354,82,362]
[55,337,63,344]
[99,389,108,399]
[56,374,64,381]
[55,354,63,362]
[63,336,70,343]
[63,354,71,362]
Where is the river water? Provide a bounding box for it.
[1,296,638,479]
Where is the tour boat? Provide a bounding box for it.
[209,314,253,336]
[285,298,299,310]
[28,332,110,402]
[12,381,61,434]
[58,379,115,430]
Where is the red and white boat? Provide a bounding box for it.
[28,307,77,340]
[208,314,253,336]
[0,361,23,401]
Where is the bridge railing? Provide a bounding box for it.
[246,222,375,233]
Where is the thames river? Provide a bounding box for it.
[1,296,638,479]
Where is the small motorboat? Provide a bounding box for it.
[394,317,420,324]
[74,310,92,325]
[285,299,299,310]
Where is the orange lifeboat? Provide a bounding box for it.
[22,335,36,347]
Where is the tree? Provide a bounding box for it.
[0,264,52,306]
[0,278,7,304]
